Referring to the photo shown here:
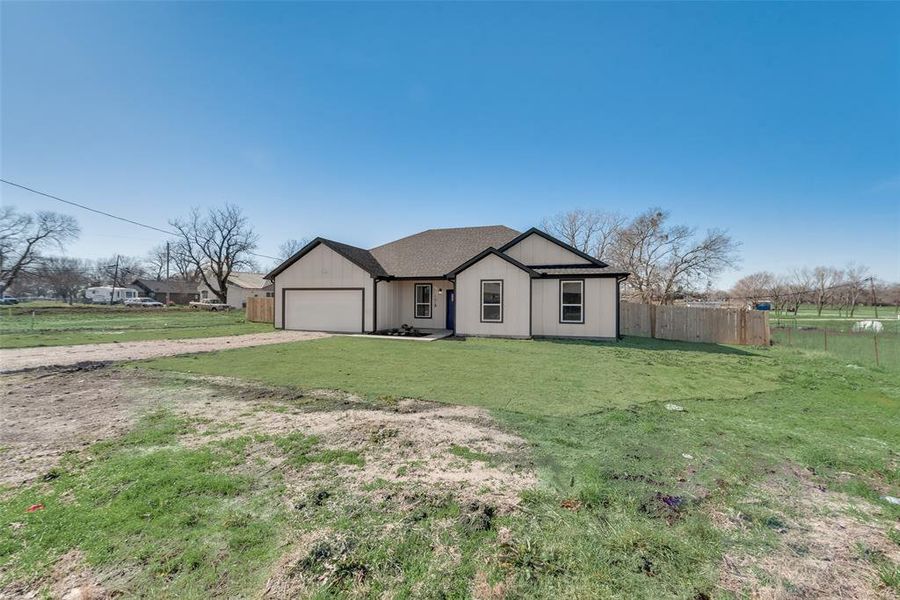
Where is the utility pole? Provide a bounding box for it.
[109,255,120,306]
[166,241,170,280]
[869,277,878,319]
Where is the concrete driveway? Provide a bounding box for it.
[0,330,329,373]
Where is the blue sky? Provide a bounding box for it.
[2,1,898,286]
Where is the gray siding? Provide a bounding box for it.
[503,233,591,265]
[376,279,452,330]
[531,277,617,338]
[455,253,531,337]
[273,243,374,330]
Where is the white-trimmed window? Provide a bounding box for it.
[415,283,432,319]
[481,280,503,322]
[560,280,584,323]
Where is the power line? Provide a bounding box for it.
[2,178,175,236]
[1,178,280,262]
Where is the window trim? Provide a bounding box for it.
[480,279,503,323]
[559,279,585,324]
[414,283,432,319]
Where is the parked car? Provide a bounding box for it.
[0,296,19,305]
[124,297,165,308]
[189,298,231,311]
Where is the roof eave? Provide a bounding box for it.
[265,238,386,280]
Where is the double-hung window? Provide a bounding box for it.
[481,280,503,322]
[414,283,432,319]
[560,280,584,323]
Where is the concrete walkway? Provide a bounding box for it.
[0,330,329,373]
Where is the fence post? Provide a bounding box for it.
[874,332,880,367]
[649,304,657,339]
[787,326,792,346]
[824,328,828,352]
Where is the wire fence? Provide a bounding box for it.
[770,323,897,371]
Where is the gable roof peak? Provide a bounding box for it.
[498,227,609,268]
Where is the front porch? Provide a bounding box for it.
[374,278,456,333]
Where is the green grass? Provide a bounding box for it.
[4,335,898,598]
[272,432,366,468]
[0,304,270,348]
[768,304,900,334]
[141,336,784,416]
[449,444,493,463]
[771,327,899,371]
[0,409,286,598]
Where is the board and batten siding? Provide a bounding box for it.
[375,280,401,330]
[455,253,531,337]
[273,243,374,331]
[375,279,450,330]
[503,233,591,266]
[531,277,617,338]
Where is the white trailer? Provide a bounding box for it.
[84,286,140,304]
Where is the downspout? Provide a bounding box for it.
[372,276,379,334]
[616,276,624,340]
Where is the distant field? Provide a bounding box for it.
[767,304,899,369]
[0,303,271,348]
[768,304,899,333]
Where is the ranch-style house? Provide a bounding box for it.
[265,226,628,339]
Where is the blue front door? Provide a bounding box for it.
[446,289,456,332]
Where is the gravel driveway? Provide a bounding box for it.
[0,330,328,373]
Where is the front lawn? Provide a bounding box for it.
[0,304,271,348]
[142,336,784,416]
[3,336,897,598]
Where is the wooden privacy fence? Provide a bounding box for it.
[246,297,274,323]
[620,302,770,346]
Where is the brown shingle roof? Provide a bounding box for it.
[266,226,524,280]
[370,225,520,278]
[132,278,201,294]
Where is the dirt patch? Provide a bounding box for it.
[717,465,900,599]
[0,549,110,599]
[173,377,538,511]
[0,330,327,373]
[2,368,536,508]
[0,369,173,487]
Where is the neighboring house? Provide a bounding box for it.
[198,271,274,309]
[131,278,201,305]
[265,226,628,339]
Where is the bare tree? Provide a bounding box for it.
[730,271,776,306]
[93,256,147,287]
[811,266,843,316]
[787,268,814,313]
[541,209,624,261]
[278,238,309,260]
[146,244,168,280]
[0,206,80,291]
[843,263,870,317]
[36,257,91,304]
[146,242,202,281]
[170,204,259,302]
[609,209,739,303]
[770,275,792,314]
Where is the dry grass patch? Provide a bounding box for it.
[718,465,900,599]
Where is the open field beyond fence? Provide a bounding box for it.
[0,302,271,348]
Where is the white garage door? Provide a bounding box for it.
[284,288,363,333]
